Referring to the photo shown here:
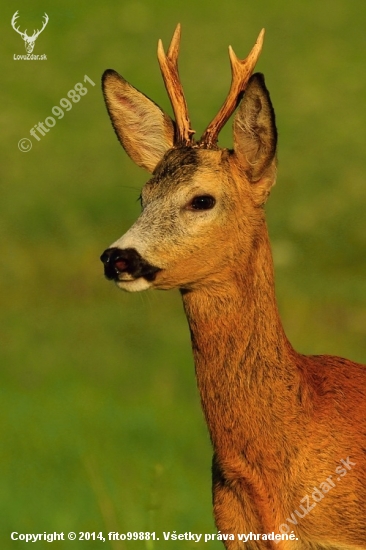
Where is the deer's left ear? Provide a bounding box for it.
[102,69,175,173]
[233,73,277,204]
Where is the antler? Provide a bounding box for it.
[33,13,49,39]
[200,29,265,149]
[157,24,195,147]
[11,11,26,38]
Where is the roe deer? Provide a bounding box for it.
[100,25,366,549]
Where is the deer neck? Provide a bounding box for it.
[181,221,298,457]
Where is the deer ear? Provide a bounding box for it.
[233,73,277,202]
[102,69,175,173]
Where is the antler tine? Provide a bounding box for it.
[11,10,19,26]
[11,11,25,37]
[34,13,49,38]
[200,29,265,149]
[157,24,195,146]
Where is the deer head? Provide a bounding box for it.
[11,11,49,54]
[101,25,277,292]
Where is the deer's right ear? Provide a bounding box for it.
[102,69,175,173]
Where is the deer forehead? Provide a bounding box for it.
[141,147,235,205]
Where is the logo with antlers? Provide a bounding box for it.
[11,11,49,54]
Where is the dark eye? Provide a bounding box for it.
[188,195,216,211]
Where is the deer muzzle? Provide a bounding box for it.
[100,247,161,283]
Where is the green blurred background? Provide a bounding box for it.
[2,1,366,548]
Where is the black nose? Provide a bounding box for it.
[100,247,161,282]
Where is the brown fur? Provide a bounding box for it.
[101,38,366,550]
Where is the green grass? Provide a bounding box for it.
[2,0,366,548]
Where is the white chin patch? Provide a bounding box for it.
[116,278,152,293]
